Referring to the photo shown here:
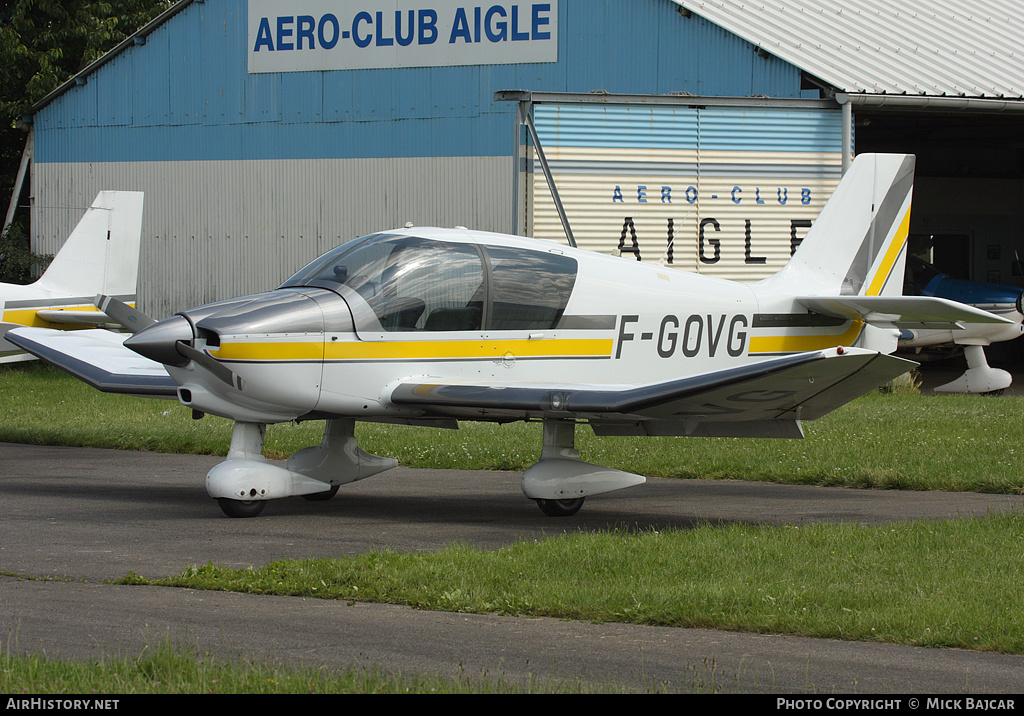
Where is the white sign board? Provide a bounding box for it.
[248,0,558,73]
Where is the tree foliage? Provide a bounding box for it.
[1,1,175,124]
[0,0,174,279]
[0,220,49,283]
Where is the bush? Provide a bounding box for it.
[0,220,51,283]
[877,370,921,396]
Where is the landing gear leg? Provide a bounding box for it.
[934,344,1012,394]
[529,420,585,517]
[213,421,268,518]
[522,419,645,516]
[206,419,397,518]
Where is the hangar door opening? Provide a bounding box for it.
[856,109,1024,368]
[515,96,845,282]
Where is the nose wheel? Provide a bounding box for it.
[216,497,266,518]
[535,497,585,517]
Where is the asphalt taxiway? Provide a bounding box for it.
[2,441,1023,693]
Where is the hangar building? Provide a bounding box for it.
[16,0,1024,361]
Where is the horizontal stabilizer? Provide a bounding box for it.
[7,327,177,397]
[391,347,916,425]
[798,295,1013,329]
[34,309,115,326]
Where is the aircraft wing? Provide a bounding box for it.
[797,295,1013,330]
[6,327,178,397]
[390,347,916,430]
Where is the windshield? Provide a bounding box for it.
[280,233,383,288]
[904,255,944,296]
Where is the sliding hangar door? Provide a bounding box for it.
[520,97,845,282]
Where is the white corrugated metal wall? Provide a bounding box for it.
[32,156,511,318]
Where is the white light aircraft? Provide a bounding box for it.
[9,155,1010,518]
[900,256,1024,393]
[0,191,144,362]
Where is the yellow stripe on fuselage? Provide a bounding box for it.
[209,341,322,361]
[749,320,864,355]
[211,337,615,362]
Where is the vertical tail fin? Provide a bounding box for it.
[33,191,144,299]
[759,154,915,297]
[749,155,1010,357]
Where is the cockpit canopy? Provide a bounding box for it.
[281,232,578,333]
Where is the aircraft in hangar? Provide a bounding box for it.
[8,155,1010,518]
[0,191,144,362]
[899,255,1024,394]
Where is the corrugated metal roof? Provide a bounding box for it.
[673,0,1024,98]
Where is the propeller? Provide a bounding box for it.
[175,341,246,391]
[94,294,156,333]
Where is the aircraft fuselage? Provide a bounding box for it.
[136,228,871,426]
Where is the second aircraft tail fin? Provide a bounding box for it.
[33,191,144,300]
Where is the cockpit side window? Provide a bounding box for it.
[291,235,483,332]
[369,238,484,331]
[904,255,944,296]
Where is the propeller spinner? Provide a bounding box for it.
[123,314,193,366]
[124,314,247,391]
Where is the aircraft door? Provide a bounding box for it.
[484,245,577,331]
[334,236,487,338]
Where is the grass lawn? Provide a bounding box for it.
[0,362,1020,493]
[2,362,1022,692]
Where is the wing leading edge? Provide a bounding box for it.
[10,328,915,437]
[390,347,916,435]
[7,327,177,397]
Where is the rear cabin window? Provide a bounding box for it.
[487,246,577,330]
[282,234,577,332]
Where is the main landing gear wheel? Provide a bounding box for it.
[217,498,266,518]
[535,497,585,517]
[301,485,340,501]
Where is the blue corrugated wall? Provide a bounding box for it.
[33,0,808,164]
